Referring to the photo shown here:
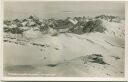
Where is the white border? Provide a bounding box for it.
[0,0,128,81]
[1,77,128,81]
[125,1,128,81]
[2,0,128,2]
[0,0,3,81]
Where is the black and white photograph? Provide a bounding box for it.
[2,1,126,78]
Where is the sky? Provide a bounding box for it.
[4,1,125,20]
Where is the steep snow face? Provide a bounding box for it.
[68,18,78,25]
[102,20,125,40]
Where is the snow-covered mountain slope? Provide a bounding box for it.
[103,20,125,40]
[4,32,124,77]
[3,19,125,77]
